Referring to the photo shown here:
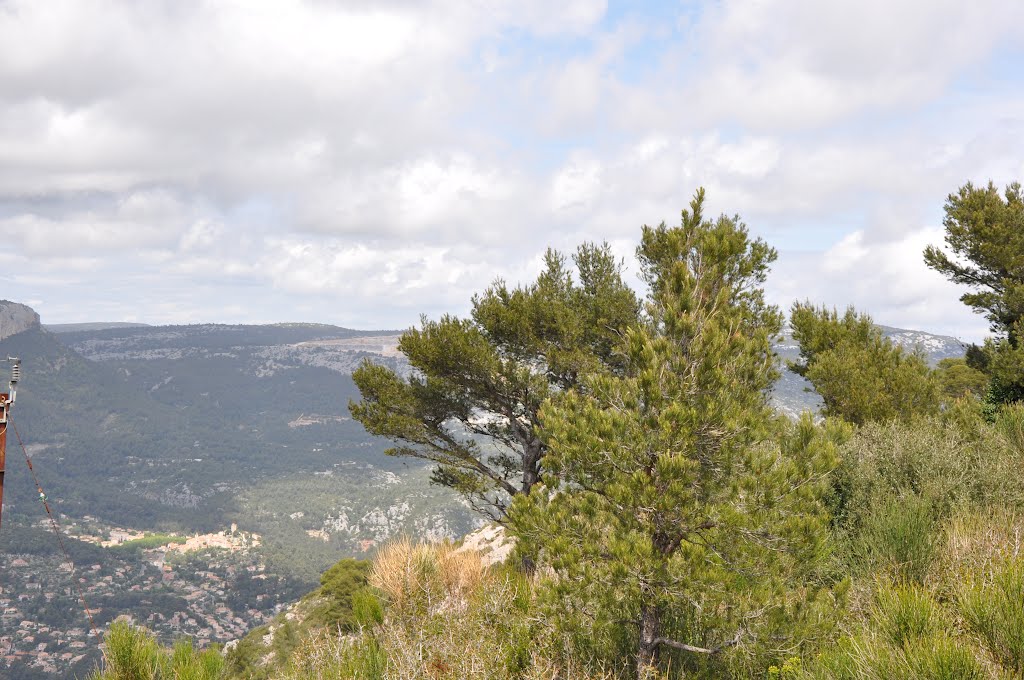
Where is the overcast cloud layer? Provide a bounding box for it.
[2,0,1023,340]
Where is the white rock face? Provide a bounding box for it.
[456,524,515,566]
[0,301,40,341]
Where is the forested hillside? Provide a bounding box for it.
[0,322,477,554]
[0,321,479,677]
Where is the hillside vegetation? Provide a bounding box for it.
[85,182,1024,678]
[93,405,1024,680]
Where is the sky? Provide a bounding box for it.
[1,1,1023,341]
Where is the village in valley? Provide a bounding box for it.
[0,517,292,678]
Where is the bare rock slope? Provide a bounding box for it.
[0,300,40,340]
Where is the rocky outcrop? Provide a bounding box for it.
[456,524,515,566]
[0,300,41,341]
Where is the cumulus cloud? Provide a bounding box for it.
[0,0,1020,340]
[686,0,1024,128]
[773,227,985,341]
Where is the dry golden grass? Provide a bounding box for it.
[934,508,1024,581]
[278,539,636,679]
[996,403,1024,457]
[369,537,487,613]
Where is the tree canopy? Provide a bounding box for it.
[925,181,1024,404]
[512,190,842,677]
[924,181,1024,339]
[788,303,939,425]
[349,243,639,521]
[934,357,989,402]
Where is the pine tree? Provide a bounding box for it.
[788,303,940,424]
[924,181,1024,403]
[935,357,989,401]
[349,243,639,520]
[512,190,842,677]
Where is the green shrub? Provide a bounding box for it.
[90,621,223,680]
[310,558,372,630]
[284,631,385,680]
[833,416,1024,533]
[166,639,224,680]
[872,583,936,647]
[351,588,384,628]
[801,625,983,680]
[94,621,161,680]
[903,635,984,680]
[995,402,1024,455]
[852,496,936,583]
[960,557,1024,672]
[224,634,269,680]
[273,620,300,665]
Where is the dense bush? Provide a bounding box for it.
[308,558,373,630]
[90,620,223,680]
[797,410,1024,679]
[830,413,1024,530]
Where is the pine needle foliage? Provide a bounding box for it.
[350,243,639,520]
[924,181,1024,405]
[512,189,842,677]
[788,303,939,425]
[924,181,1024,340]
[308,558,372,630]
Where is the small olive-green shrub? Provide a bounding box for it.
[851,496,936,583]
[994,402,1024,455]
[309,557,372,630]
[872,583,938,646]
[90,620,224,680]
[284,631,386,680]
[833,415,1024,530]
[959,557,1024,673]
[800,585,984,680]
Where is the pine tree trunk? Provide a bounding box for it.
[637,604,661,678]
[521,438,542,494]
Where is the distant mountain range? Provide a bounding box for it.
[0,310,468,556]
[878,325,969,362]
[44,321,151,333]
[0,306,969,524]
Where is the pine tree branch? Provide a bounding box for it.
[653,629,743,655]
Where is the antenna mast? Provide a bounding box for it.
[0,357,21,530]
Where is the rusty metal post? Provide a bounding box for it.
[0,393,7,531]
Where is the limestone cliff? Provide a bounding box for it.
[0,300,40,341]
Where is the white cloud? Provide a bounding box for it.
[822,231,870,273]
[685,0,1024,129]
[0,0,1019,342]
[551,155,602,213]
[179,219,224,253]
[774,226,986,340]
